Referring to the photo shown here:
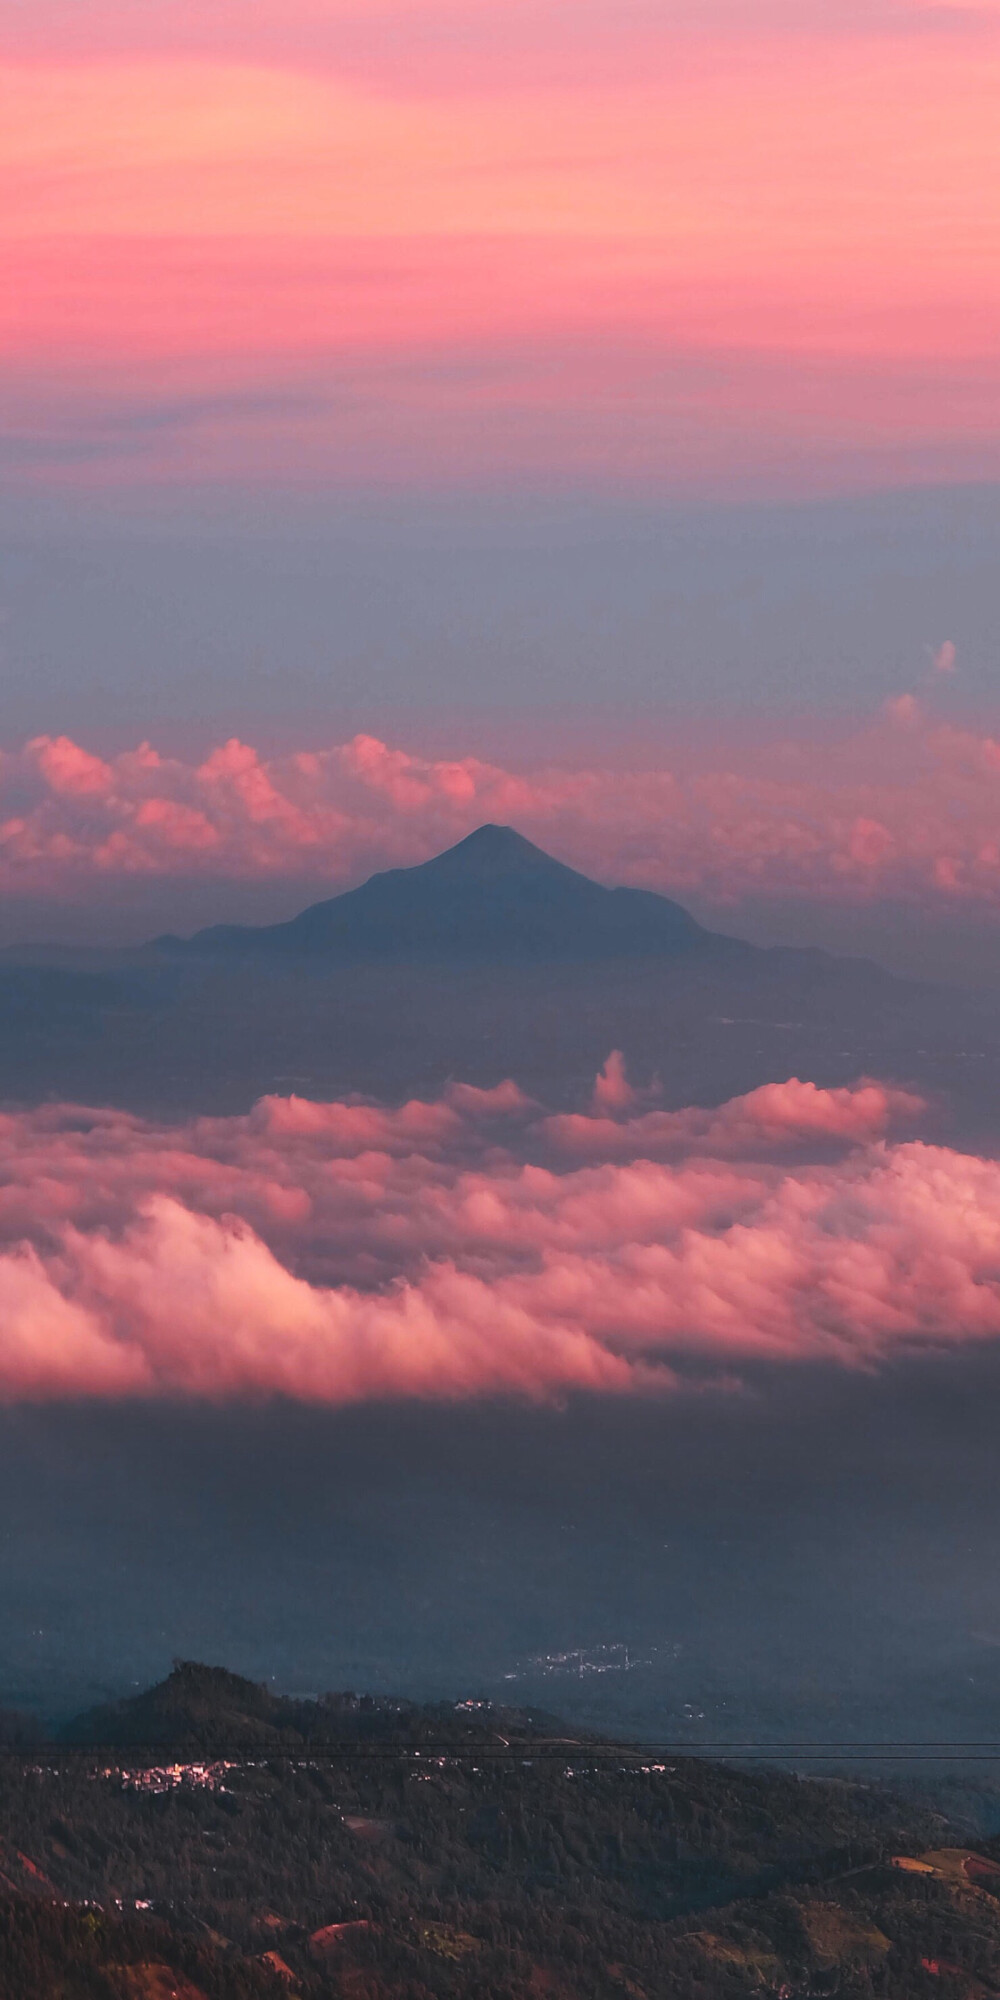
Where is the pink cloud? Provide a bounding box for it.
[29,737,114,800]
[543,1075,926,1162]
[3,699,1000,917]
[591,1051,638,1116]
[0,1064,994,1406]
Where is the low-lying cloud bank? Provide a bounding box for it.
[1,1063,998,1404]
[4,694,1000,916]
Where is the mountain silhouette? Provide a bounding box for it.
[2,825,991,1127]
[170,824,732,960]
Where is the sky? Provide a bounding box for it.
[2,0,999,963]
[5,0,1000,1724]
[5,0,1000,497]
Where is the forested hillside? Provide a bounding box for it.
[2,1664,1000,1998]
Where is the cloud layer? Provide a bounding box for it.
[2,1063,999,1405]
[5,697,1000,915]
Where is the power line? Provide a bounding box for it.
[9,1739,1000,1763]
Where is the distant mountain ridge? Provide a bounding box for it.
[161,824,735,961]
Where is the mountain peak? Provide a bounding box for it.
[450,824,529,851]
[415,824,572,879]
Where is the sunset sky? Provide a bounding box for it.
[8,4,1000,1724]
[2,0,999,946]
[6,0,1000,496]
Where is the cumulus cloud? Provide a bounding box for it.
[2,697,1000,916]
[542,1075,926,1162]
[0,1061,997,1407]
[590,1050,639,1115]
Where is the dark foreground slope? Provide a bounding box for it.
[0,1901,273,2000]
[3,1663,1000,2000]
[0,826,997,1127]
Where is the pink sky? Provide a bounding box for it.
[4,0,1000,493]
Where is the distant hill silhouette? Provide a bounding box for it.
[59,1660,561,1753]
[61,1661,303,1750]
[164,825,731,961]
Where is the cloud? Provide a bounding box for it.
[3,698,1000,914]
[590,1051,638,1115]
[542,1075,926,1162]
[2,1063,1000,1407]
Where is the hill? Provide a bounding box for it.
[4,1663,1000,1999]
[0,1900,274,2000]
[59,1660,561,1754]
